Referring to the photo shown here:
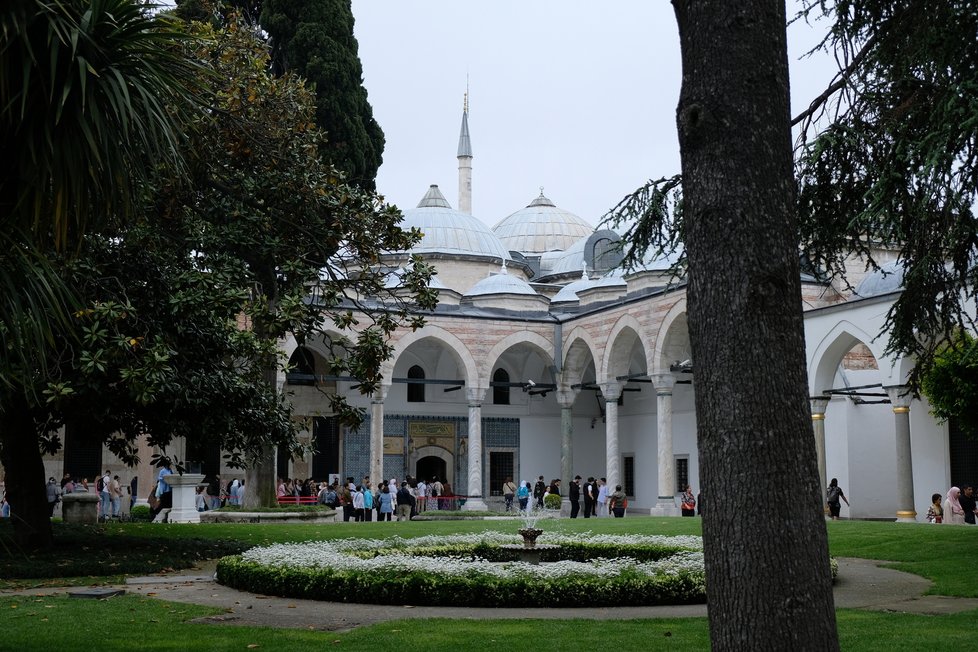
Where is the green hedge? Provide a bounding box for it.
[216,555,705,607]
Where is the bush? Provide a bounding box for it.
[216,532,708,607]
[129,505,151,522]
[544,494,561,510]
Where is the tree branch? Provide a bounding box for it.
[791,32,878,128]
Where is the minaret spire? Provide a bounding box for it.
[457,81,473,214]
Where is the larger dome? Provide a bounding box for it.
[400,185,511,260]
[492,191,593,255]
[852,260,905,299]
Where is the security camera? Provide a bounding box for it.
[527,379,536,387]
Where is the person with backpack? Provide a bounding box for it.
[429,476,443,511]
[826,478,849,520]
[517,481,530,511]
[533,475,546,508]
[97,470,111,521]
[396,482,414,521]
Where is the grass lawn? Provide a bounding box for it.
[2,516,976,650]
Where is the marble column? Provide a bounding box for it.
[557,388,578,516]
[885,385,916,522]
[369,384,390,489]
[651,373,679,515]
[810,395,830,515]
[602,382,623,491]
[463,386,489,511]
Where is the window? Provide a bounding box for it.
[489,451,514,497]
[407,365,425,402]
[675,456,689,494]
[286,347,316,385]
[623,455,635,497]
[492,368,510,405]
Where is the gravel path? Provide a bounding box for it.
[5,557,977,632]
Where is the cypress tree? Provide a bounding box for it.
[262,0,385,188]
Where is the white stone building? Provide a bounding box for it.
[32,107,978,520]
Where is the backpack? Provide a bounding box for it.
[517,485,529,499]
[96,477,105,492]
[827,486,841,502]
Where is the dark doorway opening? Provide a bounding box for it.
[311,417,340,481]
[416,456,447,484]
[63,422,101,483]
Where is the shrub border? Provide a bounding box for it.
[216,533,707,607]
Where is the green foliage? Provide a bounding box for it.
[129,505,152,522]
[795,0,978,379]
[0,523,246,581]
[544,493,562,510]
[216,553,707,608]
[260,0,385,187]
[920,332,978,438]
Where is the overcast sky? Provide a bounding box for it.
[350,1,837,228]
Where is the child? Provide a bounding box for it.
[926,492,944,523]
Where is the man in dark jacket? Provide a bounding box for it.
[583,477,595,518]
[533,476,546,508]
[569,475,581,518]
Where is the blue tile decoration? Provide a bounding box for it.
[342,414,520,497]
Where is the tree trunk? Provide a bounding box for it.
[243,268,281,510]
[672,2,839,649]
[0,395,54,550]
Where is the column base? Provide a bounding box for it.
[649,498,680,517]
[462,497,489,511]
[895,510,917,523]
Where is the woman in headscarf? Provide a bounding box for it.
[943,486,966,524]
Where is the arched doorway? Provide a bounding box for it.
[416,455,447,485]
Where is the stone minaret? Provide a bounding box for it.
[457,91,472,214]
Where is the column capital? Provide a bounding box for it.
[883,385,912,410]
[809,396,830,416]
[600,381,622,401]
[466,386,487,405]
[371,383,391,402]
[556,387,578,408]
[651,373,677,394]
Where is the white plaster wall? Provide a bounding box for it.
[823,396,851,518]
[909,393,951,518]
[518,415,562,483]
[619,411,658,509]
[844,400,896,518]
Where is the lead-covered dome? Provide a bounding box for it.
[492,191,593,255]
[852,260,905,299]
[400,185,511,260]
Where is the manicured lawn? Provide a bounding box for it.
[2,516,976,650]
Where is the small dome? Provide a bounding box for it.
[464,272,538,297]
[853,260,905,299]
[400,185,511,260]
[551,278,598,303]
[548,236,589,275]
[384,268,447,290]
[492,191,593,254]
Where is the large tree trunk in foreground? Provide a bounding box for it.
[0,395,53,550]
[672,2,839,649]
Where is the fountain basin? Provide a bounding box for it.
[499,543,561,565]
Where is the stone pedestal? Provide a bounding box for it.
[166,474,206,523]
[61,492,99,524]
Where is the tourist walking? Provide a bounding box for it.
[608,484,627,517]
[569,476,581,518]
[596,478,608,517]
[416,478,427,512]
[926,493,944,523]
[517,481,530,511]
[98,469,111,520]
[430,477,443,511]
[583,477,594,518]
[45,477,61,517]
[826,478,849,520]
[680,485,696,517]
[502,477,517,511]
[396,482,414,521]
[378,484,394,521]
[944,487,966,524]
[534,476,546,508]
[960,485,977,525]
[109,475,123,518]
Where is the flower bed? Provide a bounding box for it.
[216,531,708,607]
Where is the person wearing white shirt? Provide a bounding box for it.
[415,479,427,512]
[596,478,608,517]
